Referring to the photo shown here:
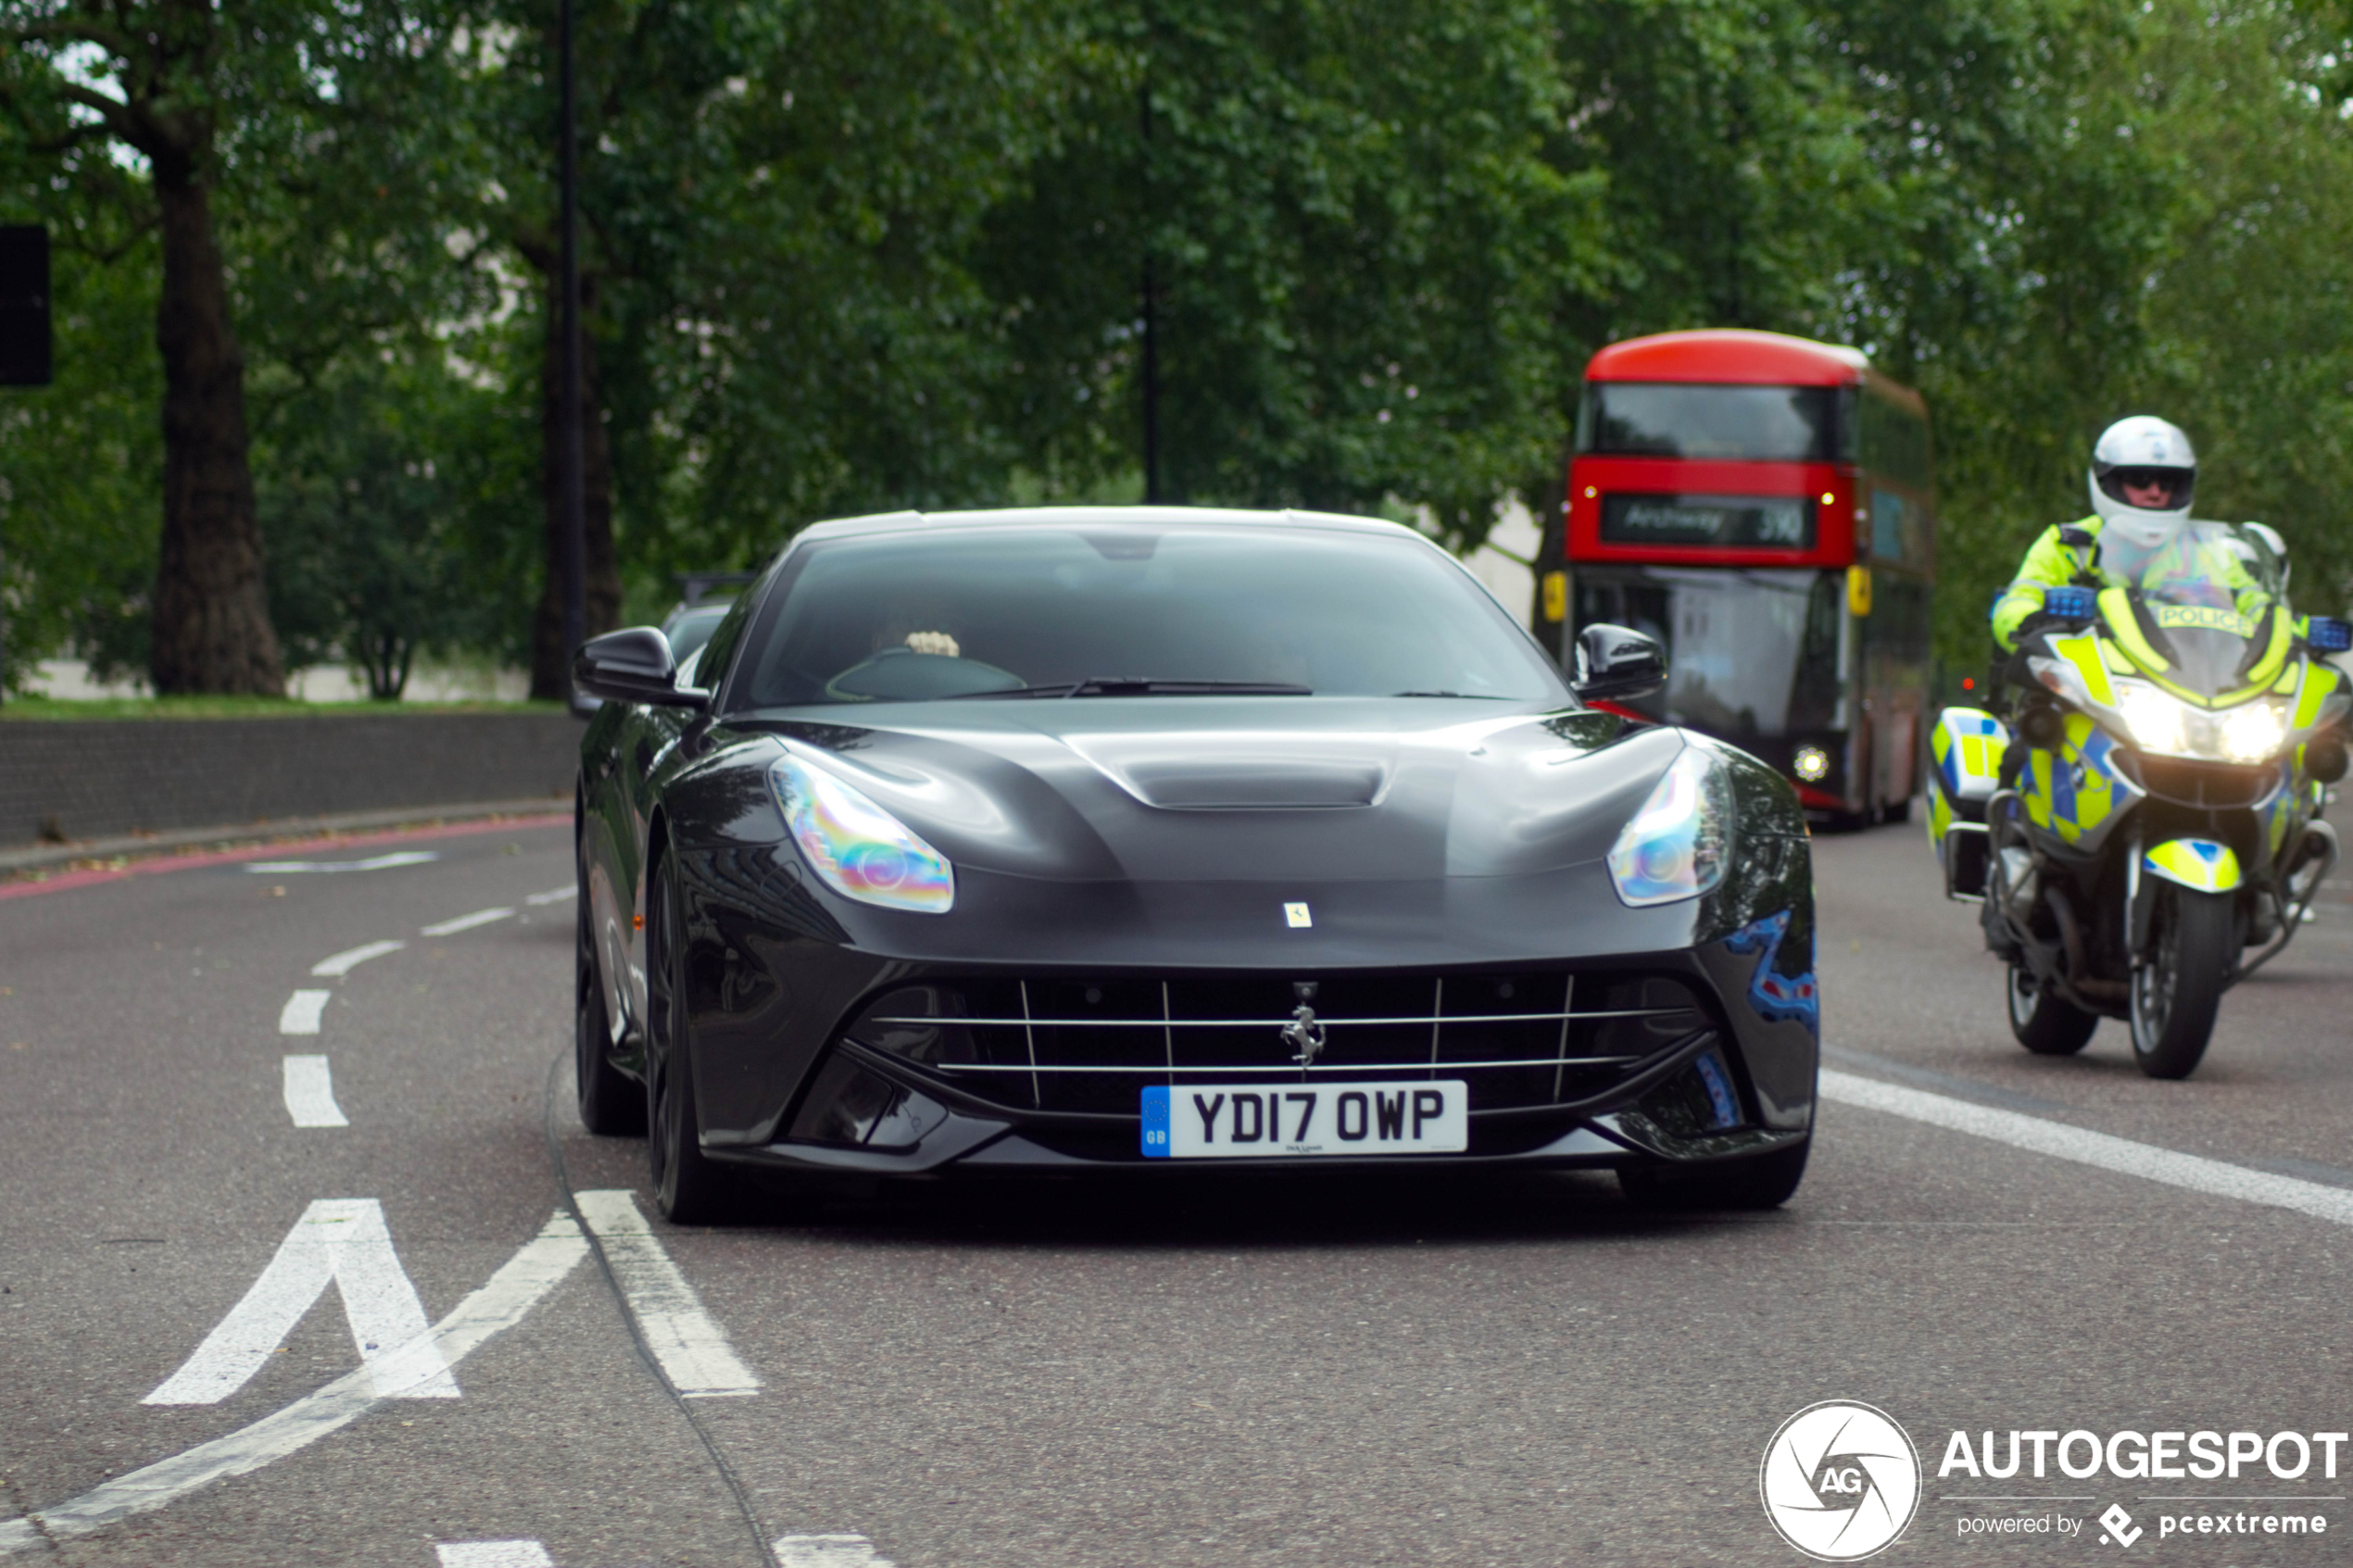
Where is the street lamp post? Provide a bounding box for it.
[557,0,585,689]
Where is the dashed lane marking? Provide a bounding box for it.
[523,885,575,906]
[576,1189,761,1398]
[245,851,441,875]
[281,1056,348,1128]
[277,989,331,1035]
[421,908,515,937]
[0,1214,586,1553]
[436,1543,555,1568]
[311,939,407,977]
[145,1198,457,1405]
[775,1536,897,1567]
[1822,1068,2353,1227]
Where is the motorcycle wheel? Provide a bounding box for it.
[2129,884,2231,1080]
[2007,964,2097,1055]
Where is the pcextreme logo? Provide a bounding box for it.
[1761,1400,1923,1561]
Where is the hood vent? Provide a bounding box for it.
[1067,734,1392,809]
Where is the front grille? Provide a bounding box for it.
[839,970,1713,1119]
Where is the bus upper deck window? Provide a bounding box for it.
[1577,383,1841,463]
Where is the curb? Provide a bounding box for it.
[0,797,571,876]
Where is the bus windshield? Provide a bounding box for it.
[1576,383,1842,463]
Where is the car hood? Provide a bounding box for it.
[691,697,1683,885]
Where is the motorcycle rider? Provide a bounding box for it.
[1989,415,2271,652]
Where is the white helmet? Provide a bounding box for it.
[2088,415,2196,547]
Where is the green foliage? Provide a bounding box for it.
[6,0,2353,701]
[258,351,529,696]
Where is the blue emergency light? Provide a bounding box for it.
[2042,585,2097,621]
[2308,617,2353,653]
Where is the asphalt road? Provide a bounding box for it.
[4,812,2352,1566]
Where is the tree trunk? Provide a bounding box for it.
[529,272,620,699]
[147,174,284,695]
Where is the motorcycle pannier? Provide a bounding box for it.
[1928,707,2010,900]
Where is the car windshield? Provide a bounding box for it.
[2095,521,2280,695]
[731,522,1568,709]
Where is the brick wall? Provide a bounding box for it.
[0,712,581,848]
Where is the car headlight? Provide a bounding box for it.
[770,750,955,913]
[1606,747,1730,907]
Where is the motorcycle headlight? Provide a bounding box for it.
[1606,748,1730,907]
[2117,684,2188,755]
[770,750,955,913]
[2220,702,2288,764]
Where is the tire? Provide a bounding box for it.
[2130,884,2232,1080]
[575,869,646,1136]
[2007,964,2097,1056]
[646,852,738,1223]
[1617,1136,1810,1210]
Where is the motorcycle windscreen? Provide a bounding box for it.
[2095,521,2282,697]
[1570,566,1842,737]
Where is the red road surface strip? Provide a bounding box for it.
[0,814,569,901]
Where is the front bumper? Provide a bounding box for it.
[697,924,1818,1180]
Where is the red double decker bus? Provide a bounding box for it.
[1559,329,1935,822]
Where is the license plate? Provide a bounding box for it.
[1139,1081,1468,1158]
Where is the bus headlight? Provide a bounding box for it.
[1792,745,1830,783]
[1607,748,1730,907]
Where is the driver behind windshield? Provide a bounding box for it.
[1990,415,2277,650]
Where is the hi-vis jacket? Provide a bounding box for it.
[1990,515,2271,651]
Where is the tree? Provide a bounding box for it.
[0,0,479,693]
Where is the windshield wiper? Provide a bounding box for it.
[1390,689,1509,698]
[948,678,1313,700]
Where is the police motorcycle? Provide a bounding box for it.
[1926,521,2353,1078]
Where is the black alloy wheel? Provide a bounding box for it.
[575,861,646,1136]
[1617,1135,1810,1210]
[2007,963,2098,1056]
[646,851,737,1223]
[2129,884,2230,1080]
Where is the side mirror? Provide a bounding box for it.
[1572,623,1667,704]
[571,627,710,709]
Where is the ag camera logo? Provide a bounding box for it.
[1761,1400,1922,1561]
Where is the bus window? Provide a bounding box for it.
[1575,383,1843,463]
[1858,386,1932,495]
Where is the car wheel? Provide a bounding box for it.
[1617,1136,1810,1210]
[2006,963,2097,1056]
[646,851,737,1223]
[576,867,646,1135]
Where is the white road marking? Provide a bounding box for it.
[245,851,440,874]
[144,1198,458,1405]
[310,939,406,977]
[0,1214,586,1554]
[523,884,575,906]
[576,1189,761,1398]
[1822,1068,2353,1227]
[421,908,514,936]
[775,1536,897,1568]
[281,1056,347,1128]
[436,1543,555,1568]
[278,989,331,1035]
